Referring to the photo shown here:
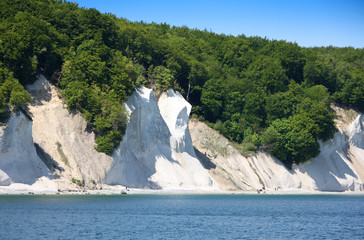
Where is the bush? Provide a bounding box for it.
[72,178,82,186]
[243,142,258,152]
[95,131,122,155]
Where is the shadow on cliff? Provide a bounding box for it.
[104,88,178,189]
[34,143,64,177]
[0,111,56,185]
[26,75,52,107]
[295,133,358,191]
[194,147,216,170]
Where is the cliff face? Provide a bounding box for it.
[26,75,113,189]
[0,111,52,185]
[0,75,363,192]
[189,110,364,192]
[0,76,216,191]
[105,87,216,190]
[0,127,11,186]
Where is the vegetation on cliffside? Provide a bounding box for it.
[0,0,363,165]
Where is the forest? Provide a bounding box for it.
[0,0,363,167]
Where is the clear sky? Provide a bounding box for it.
[70,0,364,48]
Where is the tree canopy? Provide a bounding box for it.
[0,0,363,165]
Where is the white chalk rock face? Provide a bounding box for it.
[189,119,263,191]
[263,113,364,192]
[0,169,11,186]
[293,131,362,191]
[0,111,52,184]
[105,87,216,189]
[249,132,363,191]
[157,90,216,189]
[26,75,113,188]
[248,152,303,190]
[347,115,364,183]
[190,111,364,192]
[349,115,364,149]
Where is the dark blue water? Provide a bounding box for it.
[0,194,363,240]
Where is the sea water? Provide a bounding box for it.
[0,194,363,239]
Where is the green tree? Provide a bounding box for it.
[0,11,64,84]
[0,65,31,120]
[147,65,174,92]
[201,78,225,122]
[261,117,320,168]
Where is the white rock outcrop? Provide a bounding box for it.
[105,87,216,190]
[190,110,364,192]
[189,119,263,191]
[0,169,11,186]
[347,115,364,183]
[26,75,113,189]
[291,131,361,191]
[0,111,52,184]
[0,74,362,193]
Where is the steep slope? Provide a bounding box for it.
[0,74,362,193]
[0,127,10,186]
[291,107,363,191]
[26,75,113,189]
[0,111,53,185]
[0,169,10,186]
[190,107,364,192]
[189,119,263,191]
[105,87,216,190]
[347,114,364,182]
[1,76,216,192]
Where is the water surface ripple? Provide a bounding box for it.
[0,194,363,239]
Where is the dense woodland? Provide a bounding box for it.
[0,0,363,167]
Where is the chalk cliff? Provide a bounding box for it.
[189,108,364,192]
[0,75,363,193]
[26,75,113,190]
[105,87,216,190]
[0,111,52,185]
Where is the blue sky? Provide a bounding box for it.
[71,0,364,48]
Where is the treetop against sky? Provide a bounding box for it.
[71,0,364,48]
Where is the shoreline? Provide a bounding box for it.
[1,186,363,196]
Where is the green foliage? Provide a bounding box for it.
[333,70,364,111]
[246,56,289,94]
[0,0,362,163]
[0,11,65,84]
[72,177,82,186]
[147,65,174,92]
[265,91,296,124]
[260,83,335,166]
[56,141,69,166]
[95,130,122,155]
[201,78,225,121]
[59,38,134,153]
[0,64,31,121]
[242,142,258,152]
[261,118,320,168]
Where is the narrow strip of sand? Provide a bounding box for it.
[1,184,363,196]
